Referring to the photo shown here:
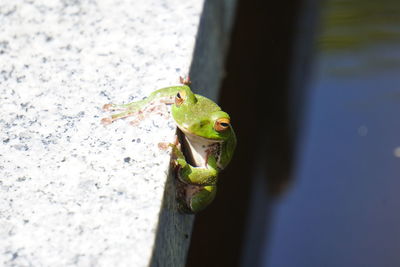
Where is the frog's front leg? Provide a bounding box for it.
[172,145,219,186]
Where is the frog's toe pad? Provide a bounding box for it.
[101,118,113,125]
[179,75,191,85]
[158,142,171,151]
[102,103,113,111]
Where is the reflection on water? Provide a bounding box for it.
[319,0,400,52]
[264,0,400,266]
[318,0,400,75]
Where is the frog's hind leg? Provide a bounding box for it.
[102,97,171,126]
[101,99,148,125]
[178,184,217,213]
[102,100,145,112]
[101,110,136,125]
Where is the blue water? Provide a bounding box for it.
[264,38,400,267]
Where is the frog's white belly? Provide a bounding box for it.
[184,136,209,167]
[182,132,221,168]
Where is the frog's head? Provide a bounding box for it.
[171,86,233,141]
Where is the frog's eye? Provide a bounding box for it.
[214,118,230,132]
[175,90,186,106]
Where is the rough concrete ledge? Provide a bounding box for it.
[0,1,202,266]
[0,0,238,266]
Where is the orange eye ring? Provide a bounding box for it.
[214,118,230,132]
[175,90,186,106]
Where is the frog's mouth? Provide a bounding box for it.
[176,127,222,168]
[176,125,223,143]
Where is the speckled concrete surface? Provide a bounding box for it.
[0,1,202,266]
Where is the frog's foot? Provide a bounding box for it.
[177,183,217,213]
[158,142,170,151]
[101,117,113,125]
[102,104,113,111]
[179,75,191,86]
[158,135,181,151]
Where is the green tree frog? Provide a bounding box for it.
[101,78,236,213]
